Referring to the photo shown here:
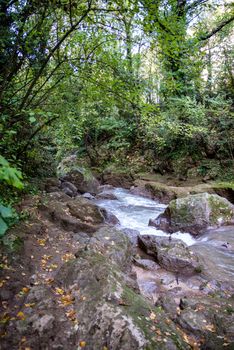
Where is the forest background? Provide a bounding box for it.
[0,0,233,234]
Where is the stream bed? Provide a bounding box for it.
[95,187,234,284]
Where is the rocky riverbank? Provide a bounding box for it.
[0,167,234,349]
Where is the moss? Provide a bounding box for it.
[120,286,190,350]
[214,182,234,190]
[170,200,193,225]
[194,265,203,273]
[208,195,233,225]
[1,234,24,253]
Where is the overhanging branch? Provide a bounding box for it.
[200,14,234,41]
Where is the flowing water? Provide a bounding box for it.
[95,187,234,282]
[95,187,196,245]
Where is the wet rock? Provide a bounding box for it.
[96,191,118,200]
[149,216,169,232]
[98,184,114,192]
[100,208,120,225]
[154,193,234,235]
[82,192,95,200]
[138,235,202,275]
[145,182,178,204]
[130,186,152,198]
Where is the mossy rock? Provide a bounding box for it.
[53,228,191,350]
[156,193,234,235]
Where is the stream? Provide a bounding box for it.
[95,187,234,284]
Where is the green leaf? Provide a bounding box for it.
[0,217,8,237]
[29,116,36,123]
[0,204,13,218]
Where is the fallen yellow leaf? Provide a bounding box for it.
[55,287,64,295]
[24,303,35,308]
[60,294,74,306]
[37,239,46,246]
[79,341,86,347]
[66,310,77,322]
[17,311,26,320]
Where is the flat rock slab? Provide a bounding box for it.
[38,193,105,233]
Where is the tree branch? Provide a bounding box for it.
[200,14,234,41]
[19,5,92,110]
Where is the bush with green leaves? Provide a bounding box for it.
[0,155,24,237]
[141,97,208,158]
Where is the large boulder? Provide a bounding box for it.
[5,227,191,350]
[138,235,202,275]
[61,168,100,195]
[152,193,234,235]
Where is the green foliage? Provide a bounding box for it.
[0,204,18,237]
[0,155,24,237]
[0,156,24,189]
[141,97,208,158]
[0,0,233,183]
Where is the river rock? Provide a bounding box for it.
[61,167,99,195]
[152,193,234,235]
[82,192,95,200]
[138,235,202,275]
[122,228,140,246]
[38,194,105,233]
[52,228,191,350]
[100,208,120,225]
[133,258,160,271]
[96,191,118,200]
[60,180,78,197]
[98,184,114,192]
[8,226,191,350]
[176,295,234,347]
